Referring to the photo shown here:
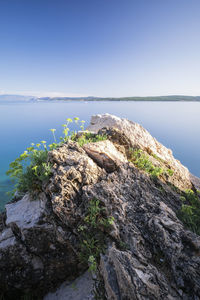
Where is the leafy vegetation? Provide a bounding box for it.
[78,198,114,273]
[166,168,174,176]
[151,154,174,176]
[129,149,164,179]
[6,144,52,197]
[129,148,174,180]
[178,189,200,235]
[6,118,107,196]
[74,132,107,147]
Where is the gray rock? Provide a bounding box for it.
[6,193,47,229]
[82,163,200,299]
[0,114,200,299]
[44,271,94,300]
[0,192,81,298]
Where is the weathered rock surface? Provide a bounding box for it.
[83,140,127,173]
[44,271,94,300]
[0,114,200,299]
[88,114,200,191]
[0,192,81,299]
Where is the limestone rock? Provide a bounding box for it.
[6,193,47,229]
[44,271,94,300]
[0,114,199,299]
[87,113,200,191]
[47,141,105,226]
[83,140,127,173]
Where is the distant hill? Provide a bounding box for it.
[38,95,200,102]
[1,94,200,102]
[38,96,97,101]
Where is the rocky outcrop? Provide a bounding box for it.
[0,114,200,299]
[88,114,200,191]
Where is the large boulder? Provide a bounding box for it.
[0,114,199,299]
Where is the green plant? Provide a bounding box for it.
[117,240,130,251]
[78,198,114,273]
[50,128,57,142]
[88,255,97,273]
[178,189,200,235]
[6,144,52,196]
[7,117,107,196]
[129,149,175,181]
[61,117,107,145]
[151,167,164,179]
[75,132,107,147]
[129,149,164,179]
[180,196,186,202]
[166,168,174,176]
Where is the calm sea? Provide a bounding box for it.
[0,101,199,209]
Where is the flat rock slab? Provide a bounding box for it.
[83,140,127,172]
[6,193,47,229]
[44,271,94,300]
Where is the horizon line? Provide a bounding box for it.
[1,93,200,98]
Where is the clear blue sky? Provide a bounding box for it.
[0,0,200,97]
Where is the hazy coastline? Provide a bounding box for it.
[1,94,200,103]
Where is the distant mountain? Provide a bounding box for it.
[0,94,36,102]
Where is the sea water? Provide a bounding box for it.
[0,100,199,209]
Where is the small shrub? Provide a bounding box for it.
[129,149,175,181]
[7,118,107,196]
[6,145,52,196]
[151,167,164,180]
[129,149,164,179]
[166,168,174,176]
[178,189,200,235]
[78,198,114,273]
